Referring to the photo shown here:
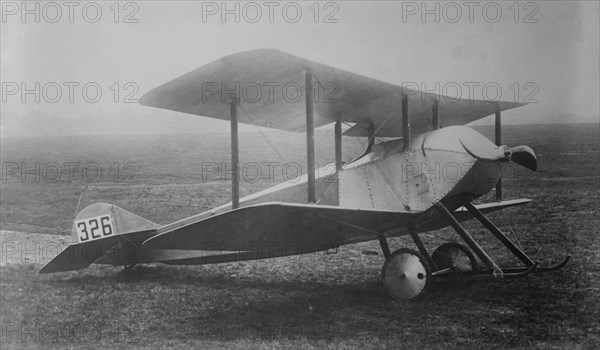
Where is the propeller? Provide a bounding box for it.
[460,139,538,171]
[509,145,538,171]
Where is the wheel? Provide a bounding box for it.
[382,248,432,300]
[431,243,475,272]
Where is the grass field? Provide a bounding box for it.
[1,123,599,349]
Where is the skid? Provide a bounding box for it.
[433,262,539,279]
[402,202,570,280]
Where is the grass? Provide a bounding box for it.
[0,123,599,349]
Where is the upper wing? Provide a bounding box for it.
[139,49,525,137]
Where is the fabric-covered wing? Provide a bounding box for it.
[141,199,532,265]
[139,49,525,137]
[142,203,408,256]
[343,97,523,137]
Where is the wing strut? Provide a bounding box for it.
[306,70,316,203]
[367,121,375,153]
[495,103,502,201]
[335,120,342,172]
[432,99,439,130]
[402,93,410,150]
[230,100,240,209]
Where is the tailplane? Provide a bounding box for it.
[40,203,160,274]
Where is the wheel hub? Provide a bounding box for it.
[382,249,431,300]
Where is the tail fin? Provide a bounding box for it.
[72,203,159,243]
[40,204,160,274]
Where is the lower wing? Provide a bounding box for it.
[141,199,531,264]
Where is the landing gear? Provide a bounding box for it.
[378,201,570,301]
[382,249,431,300]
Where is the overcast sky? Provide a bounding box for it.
[1,1,599,134]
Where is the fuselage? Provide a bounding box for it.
[136,125,506,265]
[178,126,504,223]
[90,126,509,267]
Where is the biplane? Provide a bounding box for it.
[40,49,569,300]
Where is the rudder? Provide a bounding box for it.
[72,203,160,243]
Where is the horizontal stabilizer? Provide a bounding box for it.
[39,229,156,274]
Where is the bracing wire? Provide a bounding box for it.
[237,103,288,165]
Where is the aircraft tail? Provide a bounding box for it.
[39,203,160,274]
